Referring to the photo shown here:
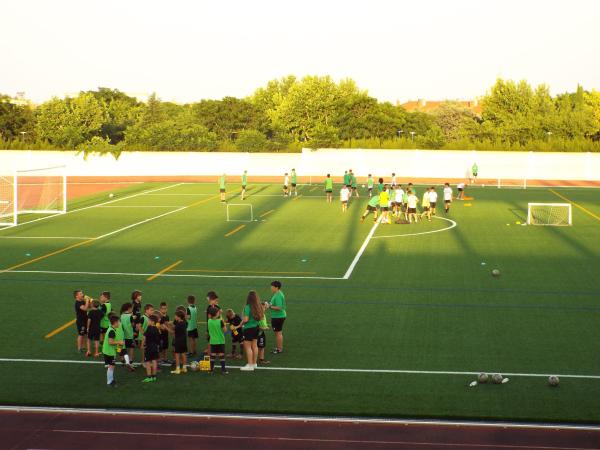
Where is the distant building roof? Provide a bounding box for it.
[399,99,482,115]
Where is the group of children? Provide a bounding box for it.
[344,175,458,224]
[73,281,287,386]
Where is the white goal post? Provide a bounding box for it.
[497,178,527,189]
[226,203,254,222]
[0,165,67,227]
[527,203,572,226]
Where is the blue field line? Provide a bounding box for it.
[1,276,600,312]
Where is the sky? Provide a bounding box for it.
[1,0,599,104]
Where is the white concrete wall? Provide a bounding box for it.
[0,149,598,181]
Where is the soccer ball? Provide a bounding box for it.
[548,375,560,387]
[189,361,199,372]
[491,269,500,277]
[478,373,489,383]
[362,184,365,188]
[492,373,503,384]
[109,193,114,198]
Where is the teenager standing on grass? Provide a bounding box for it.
[290,168,298,196]
[74,290,89,353]
[219,174,226,202]
[103,315,123,388]
[240,291,263,371]
[241,170,248,200]
[267,280,286,354]
[325,174,333,203]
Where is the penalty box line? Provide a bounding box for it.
[0,182,186,233]
[0,358,598,380]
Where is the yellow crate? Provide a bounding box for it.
[199,356,211,372]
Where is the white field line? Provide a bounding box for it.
[343,218,380,279]
[95,205,183,208]
[93,207,186,240]
[1,406,599,433]
[372,217,457,239]
[145,193,329,198]
[0,357,598,380]
[0,236,93,240]
[8,269,343,280]
[0,183,184,233]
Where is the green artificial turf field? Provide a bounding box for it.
[0,181,599,423]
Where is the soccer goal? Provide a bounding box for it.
[226,203,254,222]
[527,203,572,226]
[497,178,527,189]
[0,165,67,227]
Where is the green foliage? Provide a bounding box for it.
[1,77,599,152]
[235,129,269,152]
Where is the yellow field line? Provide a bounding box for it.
[292,194,302,201]
[260,209,275,218]
[225,224,246,237]
[172,269,317,274]
[309,186,318,192]
[549,189,600,222]
[45,319,76,339]
[146,260,183,281]
[2,238,96,272]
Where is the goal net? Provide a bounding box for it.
[0,165,67,227]
[527,203,572,226]
[226,203,254,222]
[497,178,527,189]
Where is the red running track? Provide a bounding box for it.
[1,408,600,450]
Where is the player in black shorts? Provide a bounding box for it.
[86,300,103,357]
[171,310,188,374]
[130,290,143,340]
[142,315,160,383]
[158,302,170,364]
[225,309,244,359]
[73,290,89,353]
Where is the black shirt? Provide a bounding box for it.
[144,326,161,352]
[132,300,142,324]
[87,309,103,333]
[159,315,170,339]
[174,320,187,343]
[75,300,86,322]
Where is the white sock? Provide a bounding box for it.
[107,367,114,384]
[124,354,130,365]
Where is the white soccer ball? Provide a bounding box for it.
[189,361,199,372]
[362,184,365,188]
[548,375,560,387]
[109,193,114,198]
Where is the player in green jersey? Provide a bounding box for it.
[290,169,298,196]
[360,194,380,223]
[367,174,374,197]
[219,174,226,202]
[241,170,248,200]
[102,315,123,387]
[325,174,333,203]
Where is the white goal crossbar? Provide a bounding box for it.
[0,165,67,227]
[527,202,572,226]
[226,203,254,222]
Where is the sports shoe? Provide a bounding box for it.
[126,364,136,372]
[258,359,270,365]
[271,348,283,355]
[221,370,229,375]
[170,368,181,375]
[239,364,255,371]
[181,367,188,373]
[85,351,91,357]
[107,381,117,388]
[142,377,154,383]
